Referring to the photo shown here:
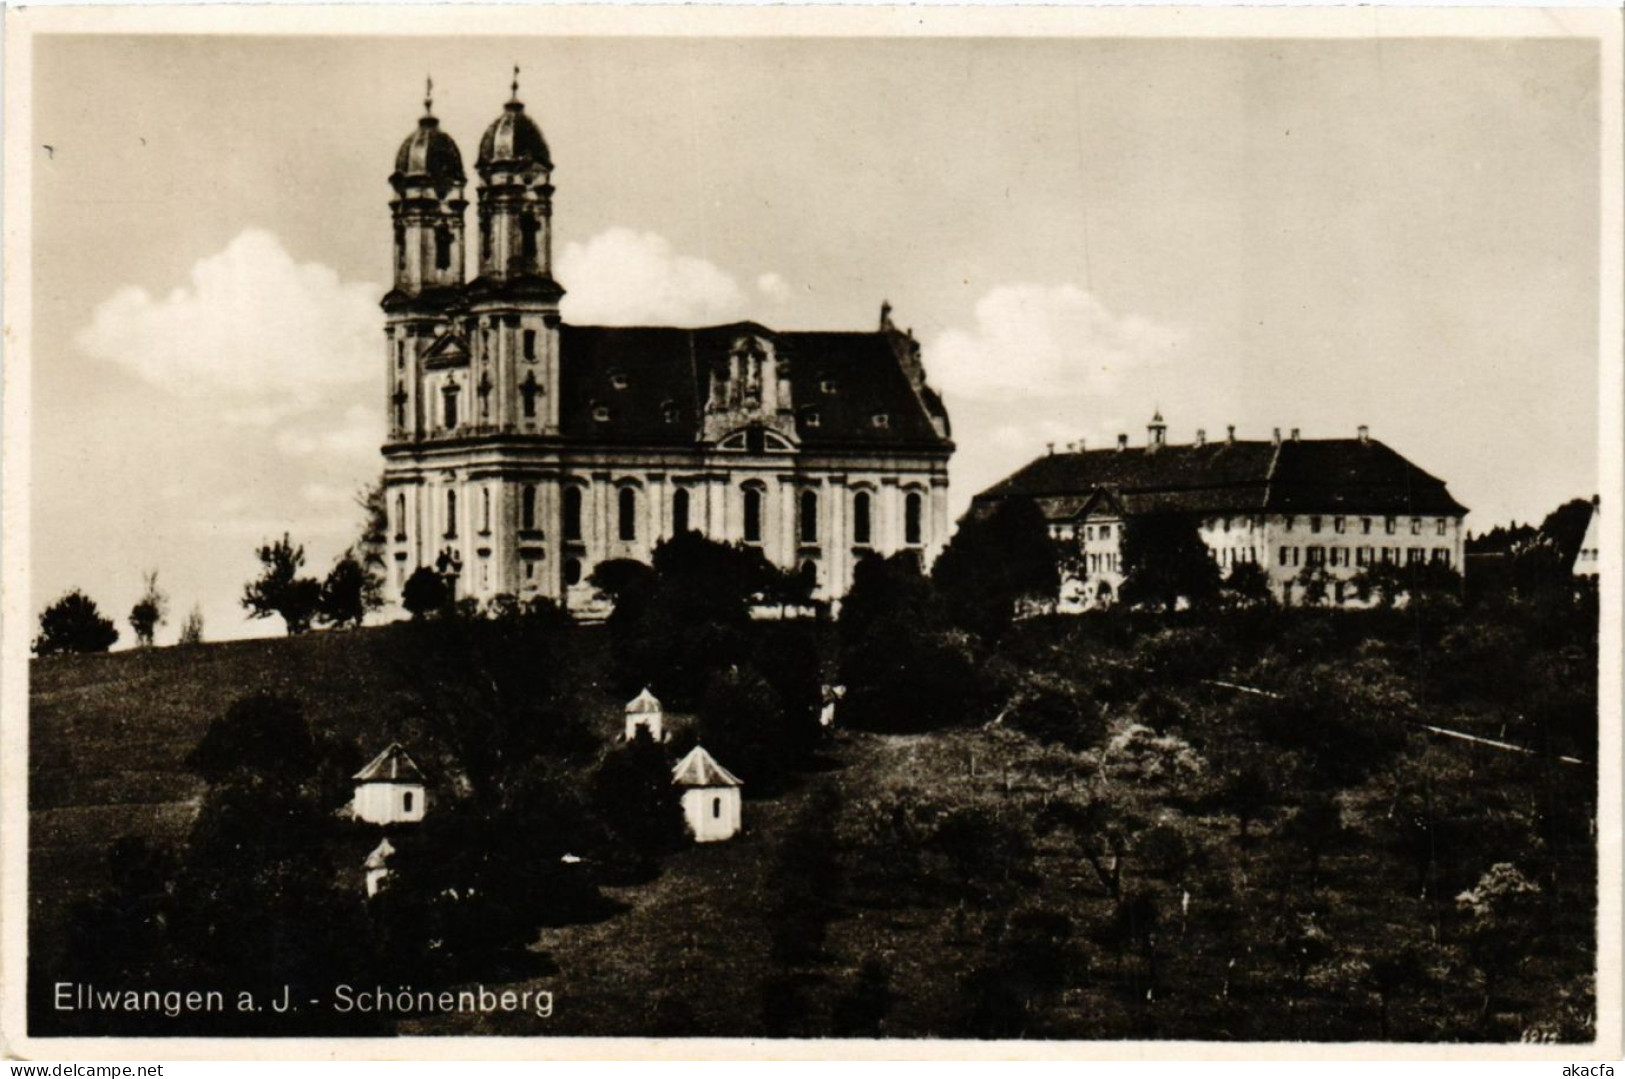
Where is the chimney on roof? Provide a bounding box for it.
[1272,427,1282,447]
[1290,428,1300,442]
[1196,428,1207,446]
[1117,433,1128,452]
[1077,437,1085,453]
[1147,409,1167,451]
[1358,424,1370,444]
[1227,424,1236,445]
[1046,441,1055,456]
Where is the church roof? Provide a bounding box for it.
[478,100,552,172]
[354,743,426,785]
[392,116,466,190]
[626,687,663,715]
[978,437,1466,520]
[672,746,743,788]
[556,323,951,451]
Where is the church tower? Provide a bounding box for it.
[382,82,467,443]
[467,69,564,435]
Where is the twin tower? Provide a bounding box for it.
[383,77,561,443]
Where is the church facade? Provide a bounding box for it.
[379,84,954,614]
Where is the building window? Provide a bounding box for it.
[403,791,414,814]
[1436,519,1448,536]
[564,558,582,586]
[1433,548,1451,566]
[522,485,537,531]
[521,372,540,419]
[445,489,457,539]
[1101,524,1112,539]
[799,489,818,544]
[853,491,872,546]
[673,488,690,534]
[743,486,763,544]
[618,487,637,542]
[395,340,405,369]
[520,215,540,261]
[564,486,583,541]
[1361,517,1372,534]
[1310,516,1322,534]
[662,400,680,424]
[523,329,537,361]
[821,378,838,395]
[1334,516,1345,534]
[871,413,891,429]
[442,383,460,429]
[434,225,453,271]
[395,224,406,272]
[713,797,722,820]
[394,493,406,541]
[1407,548,1424,565]
[481,487,491,534]
[593,404,610,423]
[610,372,629,391]
[1307,546,1325,565]
[905,491,923,545]
[480,215,492,262]
[393,383,407,431]
[1385,516,1397,535]
[1411,517,1422,535]
[1356,546,1371,566]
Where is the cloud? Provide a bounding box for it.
[557,228,748,326]
[927,283,1187,403]
[756,272,791,302]
[76,228,379,410]
[273,405,381,461]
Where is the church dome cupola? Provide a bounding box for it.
[477,73,552,174]
[391,82,466,194]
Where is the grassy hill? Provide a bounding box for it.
[28,608,1598,1041]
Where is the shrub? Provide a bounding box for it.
[33,590,119,655]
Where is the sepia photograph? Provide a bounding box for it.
[2,5,1620,1059]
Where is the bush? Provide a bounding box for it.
[401,566,450,619]
[34,590,120,655]
[1005,679,1107,751]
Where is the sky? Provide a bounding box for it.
[28,33,1602,644]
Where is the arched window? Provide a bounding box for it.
[564,558,582,586]
[521,485,537,531]
[799,489,818,544]
[394,493,406,539]
[394,224,405,272]
[393,382,406,431]
[672,488,691,535]
[445,489,457,539]
[743,486,763,544]
[480,215,492,263]
[434,225,452,271]
[905,491,923,546]
[713,797,722,820]
[563,486,583,541]
[481,487,491,534]
[520,371,540,419]
[853,490,872,546]
[618,487,638,542]
[403,791,414,814]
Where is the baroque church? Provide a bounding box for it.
[380,80,954,613]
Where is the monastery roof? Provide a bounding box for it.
[672,746,743,789]
[354,743,426,785]
[556,323,951,451]
[978,437,1467,520]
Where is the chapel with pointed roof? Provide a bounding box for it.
[380,75,953,613]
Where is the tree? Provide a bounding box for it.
[401,565,450,619]
[33,590,119,655]
[932,497,1060,638]
[177,603,206,646]
[317,549,383,628]
[186,692,319,788]
[1456,863,1544,1027]
[1120,514,1220,611]
[128,570,168,647]
[697,664,798,795]
[590,731,685,874]
[354,478,390,573]
[1221,561,1275,609]
[241,533,321,635]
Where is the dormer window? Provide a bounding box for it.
[593,403,611,423]
[661,400,680,424]
[871,413,891,429]
[611,372,629,391]
[821,377,838,395]
[803,408,821,429]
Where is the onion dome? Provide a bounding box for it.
[392,114,466,190]
[478,98,552,172]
